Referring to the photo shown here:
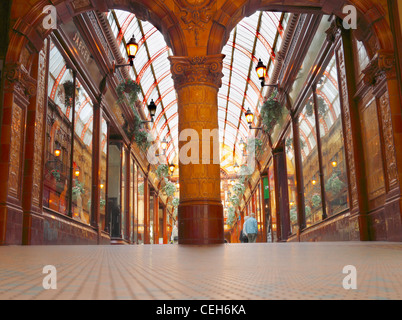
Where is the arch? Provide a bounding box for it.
[208,0,394,56]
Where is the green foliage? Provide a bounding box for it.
[232,182,246,197]
[156,164,169,179]
[311,193,321,208]
[325,172,345,195]
[305,97,328,117]
[163,178,177,198]
[260,91,284,134]
[50,169,61,182]
[229,195,240,207]
[246,137,263,154]
[172,197,180,208]
[116,79,141,106]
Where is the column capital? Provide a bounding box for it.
[3,62,37,98]
[362,50,396,86]
[168,54,225,90]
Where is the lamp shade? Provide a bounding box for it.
[169,163,175,174]
[161,138,168,151]
[126,35,139,60]
[148,99,157,118]
[245,108,254,125]
[233,162,239,173]
[255,58,267,80]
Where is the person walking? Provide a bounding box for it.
[244,213,258,243]
[240,216,249,243]
[171,221,178,244]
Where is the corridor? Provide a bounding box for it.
[1,242,401,300]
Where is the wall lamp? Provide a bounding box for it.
[245,108,262,130]
[155,138,168,157]
[169,163,176,176]
[111,35,139,72]
[255,58,279,88]
[141,99,157,123]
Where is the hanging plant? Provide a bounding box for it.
[172,197,180,208]
[62,80,80,107]
[305,96,328,117]
[229,195,240,207]
[226,207,236,226]
[311,193,321,208]
[260,91,284,134]
[238,165,253,183]
[246,137,263,154]
[325,172,345,195]
[162,178,177,198]
[123,110,152,152]
[232,182,246,197]
[156,164,169,179]
[305,205,312,217]
[285,138,306,153]
[72,179,85,201]
[116,79,141,106]
[50,169,61,182]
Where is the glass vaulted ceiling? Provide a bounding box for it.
[107,10,287,174]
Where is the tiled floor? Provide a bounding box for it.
[0,242,401,300]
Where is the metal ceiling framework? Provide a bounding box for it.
[106,9,288,175]
[46,8,343,179]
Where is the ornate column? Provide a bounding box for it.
[0,61,36,245]
[22,40,49,245]
[169,54,225,245]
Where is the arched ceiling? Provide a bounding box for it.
[106,9,288,174]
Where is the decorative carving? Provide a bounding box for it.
[362,50,396,86]
[174,0,214,46]
[4,62,37,98]
[325,19,342,43]
[379,92,398,187]
[336,44,359,209]
[169,54,225,90]
[9,104,23,199]
[32,46,48,206]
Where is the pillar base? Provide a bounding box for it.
[178,202,224,245]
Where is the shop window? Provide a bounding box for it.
[284,127,298,233]
[267,162,277,241]
[299,93,323,226]
[317,54,349,216]
[100,118,108,231]
[43,40,94,226]
[108,143,122,238]
[138,171,145,244]
[121,147,127,240]
[133,163,138,244]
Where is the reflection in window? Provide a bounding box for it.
[108,143,121,237]
[299,94,323,226]
[268,163,277,241]
[121,147,127,240]
[100,118,108,231]
[317,54,349,216]
[43,40,94,226]
[72,83,93,225]
[138,171,145,244]
[133,163,138,244]
[284,128,298,233]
